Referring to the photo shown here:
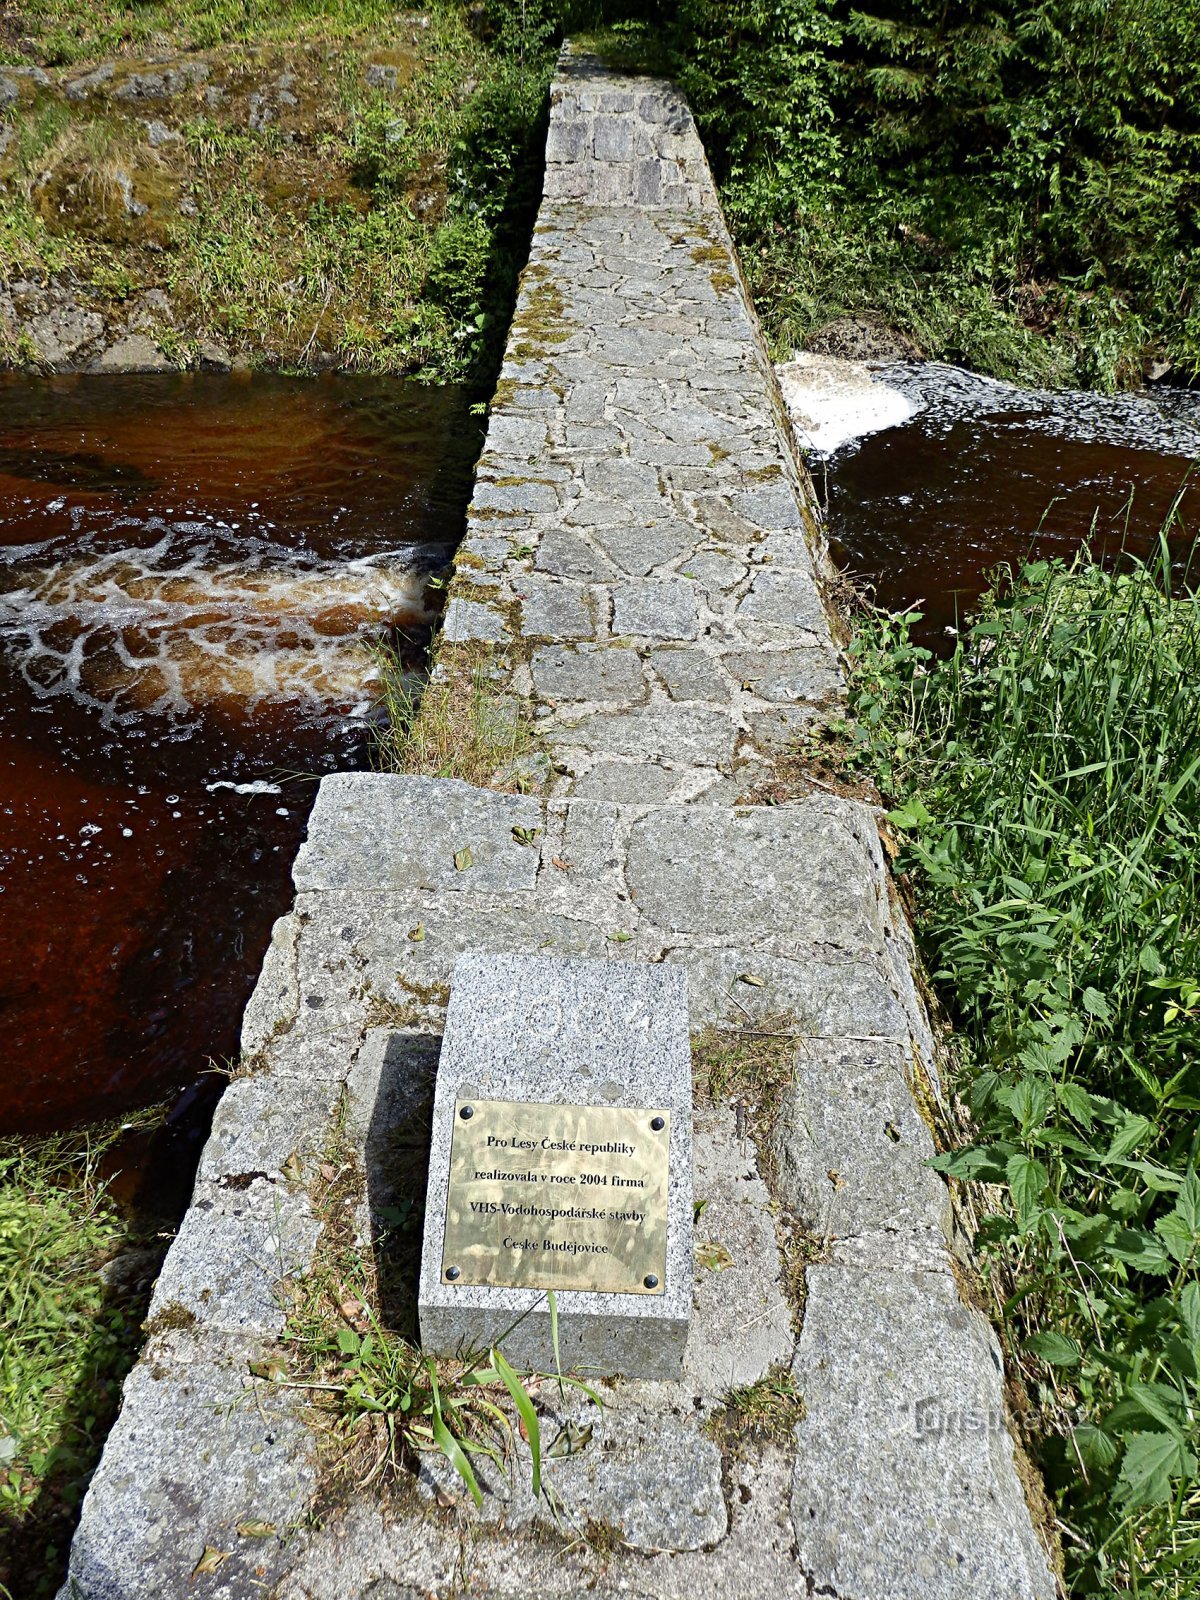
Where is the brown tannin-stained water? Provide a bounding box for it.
[820,364,1200,642]
[0,374,481,1134]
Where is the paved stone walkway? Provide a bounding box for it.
[61,50,1056,1600]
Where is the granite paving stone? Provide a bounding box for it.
[792,1266,1056,1600]
[612,578,700,639]
[531,643,645,702]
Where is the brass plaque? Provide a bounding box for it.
[441,1098,670,1295]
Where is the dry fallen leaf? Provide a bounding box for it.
[236,1520,277,1540]
[695,1240,734,1272]
[551,855,572,871]
[248,1356,288,1383]
[193,1546,229,1577]
[408,922,426,942]
[453,846,473,871]
[318,1162,337,1183]
[281,1151,303,1185]
[826,1169,846,1191]
[338,1297,364,1322]
[737,972,766,987]
[547,1421,593,1459]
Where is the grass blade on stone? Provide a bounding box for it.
[492,1347,541,1498]
[427,1363,482,1507]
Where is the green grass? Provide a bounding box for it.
[0,1120,165,1599]
[0,3,555,380]
[370,634,534,787]
[1,0,413,66]
[849,538,1200,1597]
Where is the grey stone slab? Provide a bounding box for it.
[592,519,698,576]
[735,567,827,631]
[551,797,623,881]
[542,1408,727,1550]
[626,802,887,946]
[612,579,700,639]
[419,953,693,1379]
[534,529,615,581]
[147,1179,320,1338]
[593,115,634,161]
[61,1332,317,1600]
[531,643,645,702]
[472,478,560,514]
[348,893,617,1028]
[651,646,731,702]
[278,1444,796,1596]
[772,1037,950,1250]
[485,412,551,458]
[416,1392,726,1552]
[197,1074,340,1188]
[730,480,804,531]
[295,774,543,895]
[551,704,737,765]
[515,575,594,639]
[241,910,301,1054]
[678,548,749,605]
[582,454,662,501]
[746,705,835,755]
[667,945,911,1036]
[722,645,843,703]
[442,595,508,643]
[570,760,686,803]
[792,1266,1056,1600]
[684,1106,794,1396]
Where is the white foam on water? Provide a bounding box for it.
[205,780,284,796]
[0,541,439,724]
[777,352,917,455]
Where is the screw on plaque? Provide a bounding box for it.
[460,1105,474,1120]
[643,1274,659,1289]
[650,1115,665,1131]
[445,1265,461,1281]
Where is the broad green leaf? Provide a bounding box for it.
[1026,1330,1081,1367]
[887,797,933,831]
[1181,1281,1200,1343]
[1116,1431,1194,1507]
[1072,1422,1119,1471]
[1006,1153,1048,1222]
[1155,1212,1197,1264]
[1176,1173,1200,1233]
[928,1143,1012,1183]
[1057,1082,1097,1129]
[1107,1229,1172,1273]
[1105,1115,1156,1162]
[1082,987,1111,1022]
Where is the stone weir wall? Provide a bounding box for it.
[62,50,1056,1600]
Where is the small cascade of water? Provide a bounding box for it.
[783,356,1200,640]
[0,373,480,1132]
[1,539,442,725]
